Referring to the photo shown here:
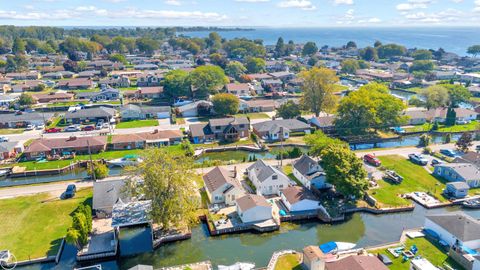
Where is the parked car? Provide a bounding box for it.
[383,170,403,184]
[364,154,381,167]
[64,184,76,199]
[102,123,109,129]
[0,136,8,142]
[408,153,428,166]
[431,159,444,166]
[440,149,457,157]
[456,119,470,125]
[82,125,95,131]
[25,125,35,131]
[45,127,62,133]
[64,125,80,132]
[35,124,45,130]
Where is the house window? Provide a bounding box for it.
[272,175,278,180]
[239,124,245,128]
[216,126,221,130]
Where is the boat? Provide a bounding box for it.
[0,169,9,178]
[319,241,356,254]
[462,199,480,209]
[107,155,143,167]
[173,99,193,107]
[218,262,255,270]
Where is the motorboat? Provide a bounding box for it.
[320,241,356,254]
[173,99,193,107]
[463,199,480,209]
[107,155,143,167]
[0,169,9,178]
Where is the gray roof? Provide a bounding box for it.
[65,106,116,119]
[120,104,170,114]
[202,166,240,194]
[426,212,480,242]
[293,154,325,179]
[236,194,270,212]
[453,152,480,168]
[189,123,212,137]
[253,119,309,133]
[0,142,18,153]
[446,181,470,190]
[93,179,127,212]
[209,117,249,127]
[437,163,480,181]
[247,159,280,183]
[0,112,54,123]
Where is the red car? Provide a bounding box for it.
[82,125,95,131]
[364,154,381,166]
[45,128,62,133]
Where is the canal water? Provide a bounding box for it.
[17,206,480,270]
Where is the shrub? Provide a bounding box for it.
[87,162,109,179]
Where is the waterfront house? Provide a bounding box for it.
[246,159,291,196]
[443,182,470,199]
[177,100,212,117]
[292,154,328,189]
[0,142,21,160]
[433,163,480,188]
[235,194,272,223]
[24,136,107,160]
[136,87,164,99]
[76,87,121,102]
[0,112,53,128]
[252,119,311,142]
[203,166,245,206]
[225,83,252,96]
[136,72,163,86]
[93,178,127,217]
[189,117,250,144]
[404,107,479,125]
[57,78,94,90]
[309,115,336,134]
[120,104,171,120]
[239,99,276,113]
[111,130,183,150]
[302,246,388,270]
[453,152,480,168]
[32,92,74,103]
[280,186,324,212]
[425,213,480,249]
[65,106,116,124]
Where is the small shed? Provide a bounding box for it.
[444,182,470,199]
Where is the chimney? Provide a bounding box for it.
[153,129,158,134]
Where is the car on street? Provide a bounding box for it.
[408,153,428,166]
[64,184,76,199]
[0,136,8,142]
[440,149,457,157]
[363,154,381,166]
[64,125,80,132]
[35,124,45,130]
[45,127,62,133]
[82,125,95,131]
[25,125,35,131]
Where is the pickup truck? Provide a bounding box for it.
[408,153,428,166]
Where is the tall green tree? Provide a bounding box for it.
[441,84,472,107]
[377,44,406,59]
[136,37,158,55]
[410,60,434,72]
[277,100,301,119]
[163,69,191,99]
[456,132,473,152]
[361,47,378,61]
[189,65,228,97]
[275,37,286,57]
[225,61,246,80]
[467,45,480,57]
[19,93,35,106]
[412,49,433,60]
[341,59,360,74]
[299,67,338,117]
[421,85,449,109]
[12,38,26,54]
[212,93,239,116]
[302,41,318,56]
[125,148,199,229]
[245,57,266,73]
[305,130,347,157]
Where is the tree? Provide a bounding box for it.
[189,65,228,97]
[72,212,88,246]
[285,40,295,55]
[275,37,286,57]
[420,85,449,109]
[408,96,426,107]
[209,53,227,68]
[87,162,109,179]
[12,38,26,55]
[341,59,360,74]
[441,84,472,107]
[467,45,480,57]
[136,37,158,55]
[419,134,431,147]
[335,83,407,135]
[299,67,338,117]
[377,44,406,59]
[19,93,35,106]
[223,38,265,58]
[321,145,368,199]
[456,132,473,152]
[305,130,347,157]
[374,40,382,48]
[125,148,199,229]
[411,60,434,72]
[445,107,456,126]
[163,70,191,99]
[277,100,301,119]
[63,60,78,72]
[245,57,266,73]
[65,228,82,250]
[225,61,246,80]
[412,49,432,60]
[346,41,357,49]
[212,93,239,116]
[361,47,378,61]
[109,53,127,64]
[206,32,222,52]
[302,41,318,56]
[181,139,194,157]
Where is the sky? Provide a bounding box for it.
[0,0,480,27]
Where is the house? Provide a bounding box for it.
[120,104,171,120]
[11,80,45,92]
[425,213,480,249]
[434,163,480,188]
[177,100,212,117]
[24,136,107,160]
[268,71,295,82]
[134,64,159,70]
[0,112,53,128]
[404,108,479,125]
[32,92,74,103]
[0,142,21,160]
[280,186,324,212]
[262,78,283,92]
[189,117,250,143]
[111,130,183,150]
[239,99,275,113]
[78,88,121,102]
[303,246,330,270]
[453,152,480,168]
[65,107,116,124]
[246,159,291,196]
[203,166,245,206]
[410,258,439,270]
[136,87,163,99]
[136,72,163,86]
[292,155,328,189]
[225,83,251,96]
[252,119,311,142]
[99,75,130,88]
[444,182,470,199]
[303,246,388,270]
[93,178,127,217]
[0,94,19,106]
[5,71,40,80]
[57,78,94,90]
[309,116,336,134]
[235,194,272,223]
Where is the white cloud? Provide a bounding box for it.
[396,0,432,11]
[475,0,480,12]
[165,0,181,5]
[333,0,353,5]
[103,0,127,2]
[402,8,464,23]
[336,8,355,24]
[23,5,35,10]
[235,0,270,2]
[278,0,316,10]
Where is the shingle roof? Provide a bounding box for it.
[93,179,128,212]
[208,117,249,127]
[293,155,324,176]
[189,123,213,138]
[281,186,319,205]
[0,112,54,123]
[236,194,270,212]
[326,255,388,270]
[253,119,309,133]
[426,212,480,242]
[202,166,240,194]
[247,159,283,183]
[25,136,107,153]
[437,163,480,181]
[65,106,116,119]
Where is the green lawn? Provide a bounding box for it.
[46,101,84,108]
[118,87,139,91]
[371,237,462,270]
[116,119,159,129]
[368,155,447,207]
[0,188,92,261]
[234,112,271,120]
[0,129,24,135]
[405,121,478,133]
[274,253,302,270]
[283,165,303,186]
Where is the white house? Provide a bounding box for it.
[434,163,480,188]
[280,186,326,213]
[246,159,291,196]
[425,213,480,249]
[235,194,272,223]
[292,155,328,189]
[203,166,245,206]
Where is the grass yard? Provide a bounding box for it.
[368,155,447,207]
[0,128,24,135]
[371,237,463,270]
[234,112,271,120]
[274,253,302,270]
[0,188,92,261]
[46,101,84,108]
[116,119,159,129]
[405,121,478,133]
[283,165,303,186]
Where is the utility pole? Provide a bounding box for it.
[87,139,96,181]
[280,127,284,167]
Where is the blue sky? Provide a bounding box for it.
[0,0,479,27]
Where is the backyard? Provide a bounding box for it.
[405,121,478,133]
[115,119,159,129]
[368,155,447,207]
[274,253,302,270]
[0,188,92,261]
[371,237,463,270]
